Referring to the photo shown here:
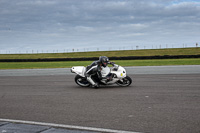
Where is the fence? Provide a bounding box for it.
[0,43,199,54]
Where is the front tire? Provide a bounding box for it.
[75,75,90,87]
[116,76,132,87]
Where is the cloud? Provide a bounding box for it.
[74,26,95,33]
[0,0,200,53]
[119,24,148,30]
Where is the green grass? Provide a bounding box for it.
[0,47,200,59]
[0,48,199,69]
[0,58,200,69]
[0,61,91,69]
[115,58,200,66]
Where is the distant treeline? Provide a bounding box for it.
[0,55,200,62]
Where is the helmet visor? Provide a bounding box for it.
[103,62,107,66]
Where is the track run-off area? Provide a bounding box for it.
[0,65,200,133]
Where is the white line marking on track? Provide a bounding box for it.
[0,118,142,133]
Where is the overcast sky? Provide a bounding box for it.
[0,0,200,53]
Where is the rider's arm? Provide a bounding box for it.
[108,61,119,67]
[97,65,104,80]
[108,61,115,66]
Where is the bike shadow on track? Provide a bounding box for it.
[73,85,133,90]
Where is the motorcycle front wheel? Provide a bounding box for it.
[75,75,90,87]
[116,76,132,87]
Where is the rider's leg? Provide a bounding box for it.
[86,76,96,86]
[86,75,99,88]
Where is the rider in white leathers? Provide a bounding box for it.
[85,56,114,88]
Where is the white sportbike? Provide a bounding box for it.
[71,64,132,88]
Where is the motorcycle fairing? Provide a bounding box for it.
[111,66,126,79]
[71,66,86,77]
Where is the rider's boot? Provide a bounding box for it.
[87,76,99,88]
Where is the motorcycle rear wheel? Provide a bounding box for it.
[75,75,90,87]
[116,76,132,87]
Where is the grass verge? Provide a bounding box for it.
[0,47,200,59]
[0,58,199,69]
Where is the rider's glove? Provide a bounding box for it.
[109,62,115,66]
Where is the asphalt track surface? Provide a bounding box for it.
[0,66,200,133]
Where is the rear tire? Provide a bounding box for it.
[75,75,90,87]
[116,76,132,87]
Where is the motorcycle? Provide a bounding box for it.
[71,64,132,88]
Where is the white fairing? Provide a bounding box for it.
[111,66,126,79]
[71,66,86,77]
[101,66,126,79]
[100,65,127,84]
[101,66,110,77]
